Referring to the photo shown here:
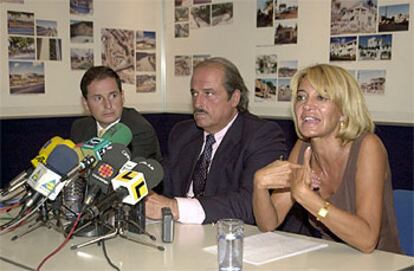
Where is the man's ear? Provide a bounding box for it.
[82,97,90,112]
[231,89,241,107]
[121,90,125,105]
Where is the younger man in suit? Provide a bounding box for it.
[71,65,161,161]
[145,57,288,224]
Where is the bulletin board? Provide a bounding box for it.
[164,0,414,124]
[1,0,413,124]
[0,0,164,118]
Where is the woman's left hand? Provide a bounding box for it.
[290,146,313,200]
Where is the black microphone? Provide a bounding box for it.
[82,158,164,221]
[82,144,131,207]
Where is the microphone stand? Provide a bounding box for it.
[11,200,65,241]
[70,203,164,251]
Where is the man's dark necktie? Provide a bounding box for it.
[192,134,216,198]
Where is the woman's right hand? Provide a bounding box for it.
[254,159,302,190]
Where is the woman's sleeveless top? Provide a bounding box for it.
[298,134,401,253]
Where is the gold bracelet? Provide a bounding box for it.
[316,201,331,221]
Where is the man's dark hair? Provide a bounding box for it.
[194,57,249,112]
[80,66,122,98]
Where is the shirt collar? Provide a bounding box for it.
[96,118,121,137]
[203,112,238,144]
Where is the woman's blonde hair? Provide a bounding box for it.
[290,63,374,144]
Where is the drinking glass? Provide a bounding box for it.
[217,218,244,271]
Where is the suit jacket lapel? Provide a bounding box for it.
[204,114,244,194]
[181,132,203,195]
[82,118,98,142]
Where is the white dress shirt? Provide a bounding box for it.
[96,119,120,137]
[175,113,238,224]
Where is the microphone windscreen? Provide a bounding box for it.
[61,139,76,149]
[101,123,133,146]
[133,158,164,189]
[73,145,85,161]
[101,143,131,169]
[46,144,79,175]
[31,136,65,167]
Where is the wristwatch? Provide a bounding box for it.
[316,201,331,221]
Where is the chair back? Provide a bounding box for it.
[393,189,414,256]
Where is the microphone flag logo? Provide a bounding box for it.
[111,170,148,205]
[98,163,114,178]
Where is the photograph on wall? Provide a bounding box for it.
[70,0,93,16]
[175,7,189,22]
[358,34,392,61]
[274,21,297,45]
[175,0,191,7]
[1,0,24,3]
[190,5,211,29]
[278,60,297,77]
[277,78,292,101]
[379,4,409,32]
[175,23,189,38]
[256,54,278,75]
[101,28,135,84]
[275,0,298,20]
[255,78,277,102]
[37,38,62,61]
[136,75,156,93]
[193,54,210,69]
[357,69,385,95]
[212,2,233,26]
[329,36,357,61]
[8,11,34,36]
[136,31,156,50]
[8,36,35,60]
[70,48,94,70]
[70,20,93,43]
[175,55,192,76]
[9,61,45,95]
[331,0,377,35]
[136,52,156,72]
[257,0,273,27]
[36,20,58,37]
[194,0,212,4]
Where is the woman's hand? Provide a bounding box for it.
[254,159,302,190]
[290,146,313,201]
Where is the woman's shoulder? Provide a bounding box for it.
[357,132,388,161]
[359,133,386,151]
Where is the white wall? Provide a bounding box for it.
[1,0,413,124]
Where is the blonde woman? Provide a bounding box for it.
[253,64,400,253]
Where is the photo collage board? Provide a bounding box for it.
[5,0,158,95]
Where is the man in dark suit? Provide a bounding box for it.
[145,57,288,225]
[70,66,161,161]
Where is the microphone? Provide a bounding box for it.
[101,122,133,146]
[79,123,133,164]
[80,137,112,165]
[30,136,65,167]
[25,144,90,208]
[112,158,164,205]
[82,144,131,206]
[83,158,164,220]
[1,136,66,198]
